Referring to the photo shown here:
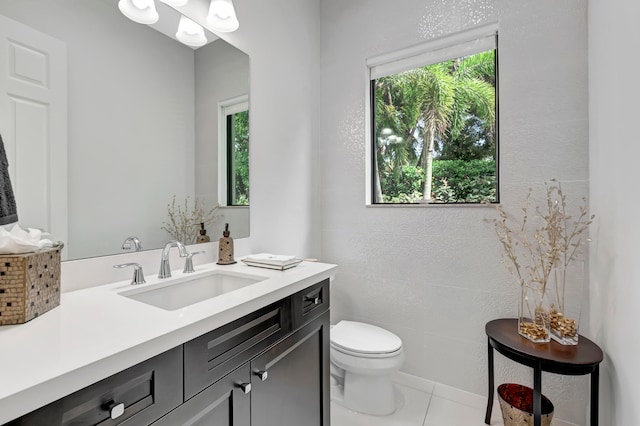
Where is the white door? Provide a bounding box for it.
[0,14,67,254]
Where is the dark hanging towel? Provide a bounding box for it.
[0,133,18,225]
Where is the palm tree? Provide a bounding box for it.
[373,50,496,202]
[374,75,422,202]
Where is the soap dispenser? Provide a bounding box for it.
[217,223,236,265]
[197,222,210,244]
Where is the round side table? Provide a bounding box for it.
[485,318,603,426]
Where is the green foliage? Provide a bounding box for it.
[231,110,249,205]
[380,165,424,203]
[436,116,495,161]
[432,159,496,203]
[380,159,496,203]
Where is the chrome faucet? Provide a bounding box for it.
[121,236,143,252]
[183,250,205,273]
[113,262,146,285]
[158,240,188,279]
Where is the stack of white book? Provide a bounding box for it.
[241,253,302,270]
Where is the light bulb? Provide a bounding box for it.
[206,0,239,32]
[118,0,159,24]
[210,0,233,19]
[177,15,207,47]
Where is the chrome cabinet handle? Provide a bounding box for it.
[254,370,268,381]
[238,382,251,394]
[107,401,125,420]
[305,295,320,305]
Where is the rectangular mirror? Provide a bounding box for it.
[0,0,250,260]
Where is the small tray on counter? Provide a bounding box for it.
[241,258,303,271]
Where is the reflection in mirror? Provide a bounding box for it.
[0,0,249,261]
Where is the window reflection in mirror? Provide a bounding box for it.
[220,98,249,206]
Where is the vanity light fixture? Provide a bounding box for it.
[159,0,189,6]
[206,0,239,32]
[176,15,208,47]
[118,0,159,24]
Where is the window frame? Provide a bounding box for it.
[365,23,500,206]
[218,95,249,207]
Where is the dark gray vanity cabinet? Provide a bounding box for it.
[165,279,330,426]
[4,279,330,426]
[150,364,251,426]
[251,311,330,426]
[5,346,183,426]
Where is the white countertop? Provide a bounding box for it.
[0,260,337,424]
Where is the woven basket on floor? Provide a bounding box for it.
[498,383,554,426]
[0,246,62,325]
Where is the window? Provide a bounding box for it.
[367,26,499,204]
[219,96,249,206]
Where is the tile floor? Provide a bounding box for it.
[331,376,579,426]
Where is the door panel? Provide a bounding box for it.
[0,14,67,248]
[152,364,250,426]
[251,312,330,426]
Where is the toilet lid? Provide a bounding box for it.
[330,321,402,354]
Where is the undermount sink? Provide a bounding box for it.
[121,271,267,311]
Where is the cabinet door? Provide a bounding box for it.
[250,311,330,426]
[151,364,251,426]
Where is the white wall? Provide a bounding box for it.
[211,0,322,258]
[588,0,640,424]
[195,39,250,239]
[0,0,196,259]
[320,0,589,423]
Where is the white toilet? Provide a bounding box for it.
[330,320,405,416]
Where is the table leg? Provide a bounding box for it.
[484,339,494,424]
[591,365,599,426]
[533,363,542,426]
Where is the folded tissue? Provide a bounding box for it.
[0,224,53,254]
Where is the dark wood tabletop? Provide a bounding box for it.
[486,318,603,372]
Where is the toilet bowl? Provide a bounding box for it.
[330,320,404,416]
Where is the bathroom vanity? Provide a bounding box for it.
[0,261,335,425]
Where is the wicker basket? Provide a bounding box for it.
[0,246,62,325]
[498,383,554,426]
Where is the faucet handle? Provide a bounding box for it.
[121,237,143,252]
[113,262,146,285]
[183,251,205,274]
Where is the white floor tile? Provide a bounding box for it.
[331,379,581,426]
[423,395,489,426]
[432,382,487,410]
[331,383,432,426]
[424,395,578,426]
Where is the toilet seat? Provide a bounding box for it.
[331,321,402,357]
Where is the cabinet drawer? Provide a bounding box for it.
[9,347,183,426]
[292,279,329,329]
[184,298,292,400]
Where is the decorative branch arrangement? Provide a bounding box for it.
[161,196,220,245]
[492,180,594,342]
